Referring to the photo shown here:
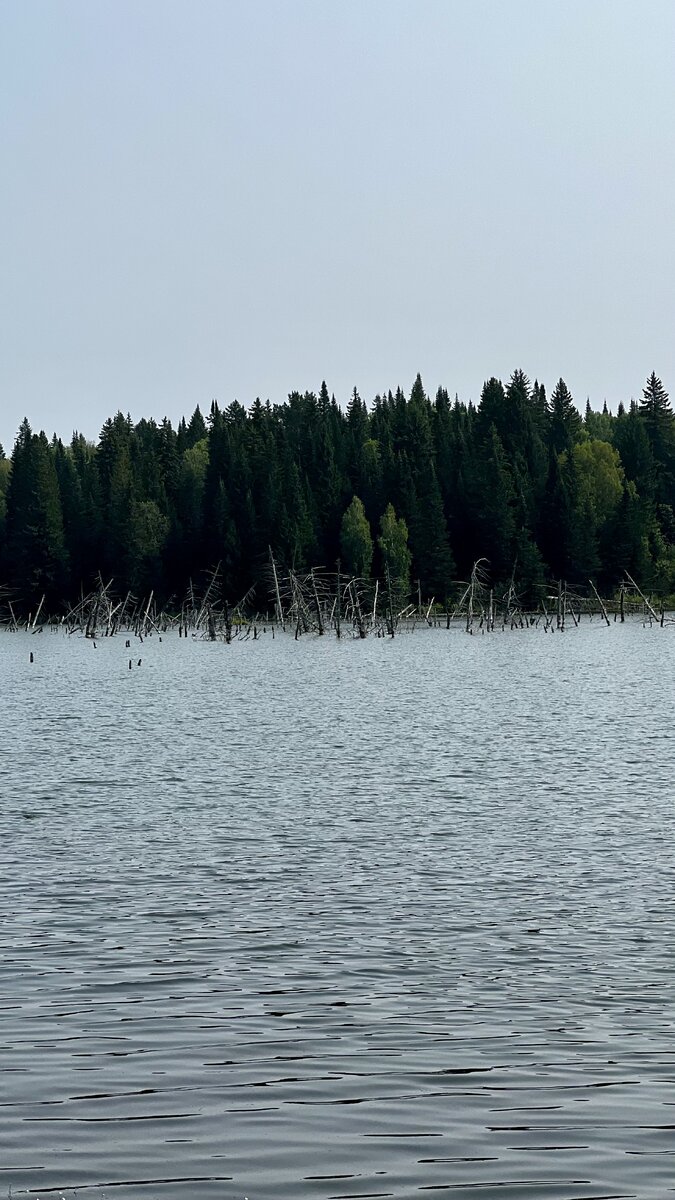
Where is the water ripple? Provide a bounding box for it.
[1,624,674,1198]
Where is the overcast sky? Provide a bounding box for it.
[1,0,674,449]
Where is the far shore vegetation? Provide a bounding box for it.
[1,370,675,619]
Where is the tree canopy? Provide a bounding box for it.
[1,370,675,613]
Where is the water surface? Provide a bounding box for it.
[1,622,674,1199]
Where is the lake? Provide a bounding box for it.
[1,621,674,1200]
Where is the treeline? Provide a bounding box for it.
[0,370,674,615]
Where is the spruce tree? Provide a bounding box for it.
[640,371,672,432]
[474,425,517,580]
[5,425,68,607]
[549,378,582,454]
[639,372,674,504]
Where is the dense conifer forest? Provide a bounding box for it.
[1,370,674,616]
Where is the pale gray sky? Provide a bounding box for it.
[1,0,674,449]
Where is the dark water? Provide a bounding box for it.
[2,623,675,1200]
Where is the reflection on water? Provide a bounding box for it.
[1,624,674,1199]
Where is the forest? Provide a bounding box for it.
[0,370,674,617]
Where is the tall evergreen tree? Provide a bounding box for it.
[639,372,674,504]
[549,378,582,455]
[5,424,68,607]
[473,425,517,580]
[640,371,672,436]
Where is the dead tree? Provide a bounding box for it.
[310,569,325,635]
[269,547,285,629]
[335,560,342,639]
[384,564,396,637]
[625,571,660,625]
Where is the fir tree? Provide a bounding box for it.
[640,372,674,505]
[549,378,582,454]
